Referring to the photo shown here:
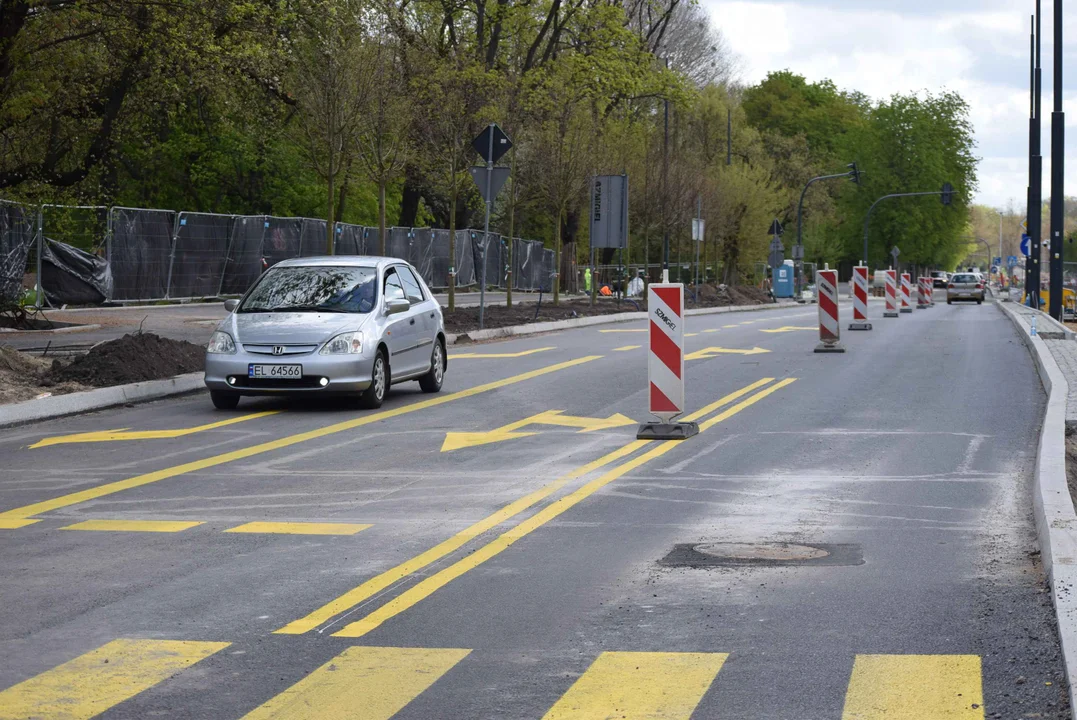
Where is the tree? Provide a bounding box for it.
[356,41,411,254]
[289,0,378,253]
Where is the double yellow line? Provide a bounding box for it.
[278,375,796,637]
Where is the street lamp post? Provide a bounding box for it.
[795,164,860,293]
[862,188,954,268]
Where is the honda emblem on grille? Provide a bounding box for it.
[273,346,285,355]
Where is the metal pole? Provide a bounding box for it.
[1030,2,1043,307]
[863,191,949,263]
[1049,0,1064,319]
[34,206,43,307]
[662,79,670,283]
[798,170,857,292]
[695,195,701,300]
[479,124,493,330]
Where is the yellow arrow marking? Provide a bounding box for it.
[449,346,554,359]
[441,410,635,452]
[31,411,280,449]
[759,326,816,333]
[685,346,771,360]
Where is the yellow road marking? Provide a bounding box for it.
[240,646,469,720]
[0,638,229,720]
[225,521,371,536]
[61,519,204,533]
[0,519,38,529]
[441,410,635,452]
[685,346,771,360]
[276,438,651,635]
[542,651,728,720]
[842,655,984,719]
[0,356,602,528]
[722,324,738,328]
[599,328,646,333]
[449,346,555,359]
[702,328,719,333]
[30,412,279,449]
[760,326,816,333]
[331,377,794,638]
[685,332,699,337]
[613,345,641,351]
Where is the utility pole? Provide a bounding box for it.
[1049,0,1065,319]
[1028,4,1043,308]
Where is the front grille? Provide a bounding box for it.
[232,376,325,389]
[243,344,318,356]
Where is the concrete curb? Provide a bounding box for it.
[998,301,1077,714]
[0,372,205,429]
[0,323,102,335]
[446,300,801,345]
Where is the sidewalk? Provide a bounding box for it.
[1010,304,1077,431]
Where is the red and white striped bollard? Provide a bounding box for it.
[900,273,913,313]
[849,264,872,330]
[883,269,899,318]
[815,266,845,353]
[917,277,929,309]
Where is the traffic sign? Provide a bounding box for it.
[1007,255,1019,268]
[992,256,1002,266]
[472,124,512,164]
[769,219,784,236]
[468,166,510,202]
[1021,234,1031,257]
[768,237,784,269]
[692,218,705,242]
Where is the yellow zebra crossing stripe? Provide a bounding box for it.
[60,519,204,533]
[842,654,984,719]
[240,646,470,720]
[542,651,728,719]
[0,638,229,720]
[225,521,371,535]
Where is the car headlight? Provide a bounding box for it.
[207,331,236,354]
[320,331,364,355]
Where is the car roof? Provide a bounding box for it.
[273,256,405,270]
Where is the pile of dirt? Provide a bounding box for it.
[45,333,204,387]
[0,345,87,404]
[693,284,772,307]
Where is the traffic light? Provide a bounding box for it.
[941,182,954,206]
[847,162,862,185]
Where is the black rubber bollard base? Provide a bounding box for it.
[848,322,872,331]
[637,422,700,441]
[900,308,913,313]
[883,312,899,318]
[814,343,846,353]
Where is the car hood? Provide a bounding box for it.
[225,312,370,345]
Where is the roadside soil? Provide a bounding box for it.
[443,284,772,335]
[1067,436,1077,507]
[46,333,204,388]
[0,333,206,405]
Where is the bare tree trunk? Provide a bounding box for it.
[326,169,335,254]
[448,176,457,311]
[553,206,562,306]
[378,179,387,255]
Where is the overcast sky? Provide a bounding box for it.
[700,0,1077,211]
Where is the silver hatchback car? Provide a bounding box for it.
[204,257,446,409]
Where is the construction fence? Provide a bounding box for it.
[0,202,555,306]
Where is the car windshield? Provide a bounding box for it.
[239,266,377,314]
[951,274,978,283]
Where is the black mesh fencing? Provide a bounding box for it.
[12,198,553,304]
[221,215,266,295]
[0,201,36,301]
[108,207,176,301]
[168,212,233,299]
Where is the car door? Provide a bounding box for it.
[396,265,437,371]
[382,268,419,377]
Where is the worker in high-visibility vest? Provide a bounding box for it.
[584,267,592,293]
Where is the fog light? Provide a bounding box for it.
[319,377,329,387]
[227,376,236,385]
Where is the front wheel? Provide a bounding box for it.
[976,299,983,305]
[359,350,388,409]
[210,390,240,410]
[419,340,445,393]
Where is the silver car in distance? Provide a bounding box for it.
[204,257,446,410]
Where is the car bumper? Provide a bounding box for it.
[204,351,375,396]
[946,291,984,301]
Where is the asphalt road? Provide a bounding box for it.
[0,298,1067,719]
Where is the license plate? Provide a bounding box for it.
[248,364,302,379]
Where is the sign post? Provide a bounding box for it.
[637,283,698,441]
[469,124,513,330]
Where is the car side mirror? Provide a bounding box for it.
[386,298,410,315]
[224,299,239,312]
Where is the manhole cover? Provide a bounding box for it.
[660,542,863,568]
